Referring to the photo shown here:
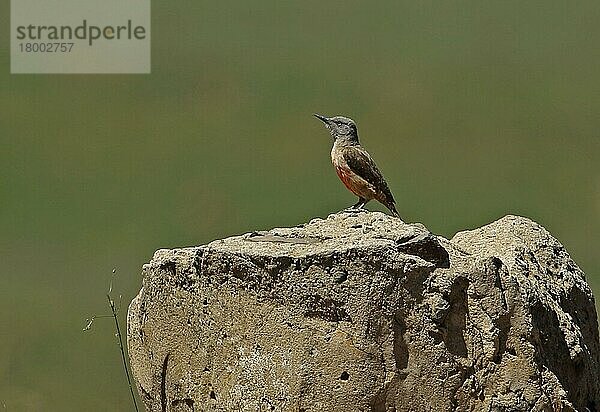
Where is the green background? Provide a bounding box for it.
[1,1,599,410]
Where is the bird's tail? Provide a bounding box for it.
[388,203,401,219]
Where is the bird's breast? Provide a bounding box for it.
[331,146,376,199]
[330,145,346,169]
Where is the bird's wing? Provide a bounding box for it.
[342,146,396,205]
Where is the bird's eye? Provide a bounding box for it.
[338,124,350,134]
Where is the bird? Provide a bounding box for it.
[314,114,400,218]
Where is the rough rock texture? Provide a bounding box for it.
[127,212,600,412]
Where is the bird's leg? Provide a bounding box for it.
[343,197,368,213]
[354,197,368,209]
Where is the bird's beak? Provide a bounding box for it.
[313,113,330,125]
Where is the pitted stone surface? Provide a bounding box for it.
[128,212,600,411]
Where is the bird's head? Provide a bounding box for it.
[314,114,359,144]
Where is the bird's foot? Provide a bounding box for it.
[341,207,369,214]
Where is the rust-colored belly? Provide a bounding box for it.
[334,164,375,199]
[335,166,359,195]
[331,145,376,199]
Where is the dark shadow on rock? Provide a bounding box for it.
[531,301,582,409]
[396,232,450,269]
[443,277,469,358]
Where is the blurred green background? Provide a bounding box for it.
[1,1,599,410]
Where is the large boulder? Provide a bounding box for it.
[127,212,600,411]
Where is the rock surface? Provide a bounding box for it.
[127,212,600,411]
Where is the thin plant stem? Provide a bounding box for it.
[84,269,139,412]
[107,294,139,412]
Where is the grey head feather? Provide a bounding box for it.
[314,114,359,145]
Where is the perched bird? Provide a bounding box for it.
[314,114,400,218]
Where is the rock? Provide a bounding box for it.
[127,212,600,411]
